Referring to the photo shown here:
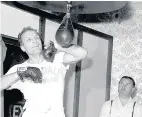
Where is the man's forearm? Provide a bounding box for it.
[1,72,20,91]
[59,44,87,60]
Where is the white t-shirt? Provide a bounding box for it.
[6,52,69,117]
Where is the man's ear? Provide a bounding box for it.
[131,87,137,98]
[20,45,26,52]
[132,87,135,92]
[132,87,137,95]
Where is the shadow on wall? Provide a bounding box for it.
[81,57,93,70]
[63,57,93,117]
[78,37,110,117]
[64,57,93,88]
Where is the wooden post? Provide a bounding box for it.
[73,30,83,117]
[105,38,113,101]
[39,17,46,46]
[0,36,4,117]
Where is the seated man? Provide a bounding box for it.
[99,76,142,117]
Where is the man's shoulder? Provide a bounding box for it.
[12,60,28,67]
[102,100,112,107]
[102,97,118,106]
[135,101,142,108]
[5,61,28,75]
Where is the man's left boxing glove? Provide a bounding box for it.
[17,67,42,83]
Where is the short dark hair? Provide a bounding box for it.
[119,76,136,87]
[18,26,40,45]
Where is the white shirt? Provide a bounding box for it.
[99,97,142,117]
[6,52,69,117]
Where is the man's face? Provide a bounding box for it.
[20,30,42,55]
[118,78,134,97]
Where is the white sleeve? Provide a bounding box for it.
[8,80,23,90]
[54,52,70,69]
[5,65,22,90]
[99,101,111,117]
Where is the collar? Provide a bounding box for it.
[116,96,134,107]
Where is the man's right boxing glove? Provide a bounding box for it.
[17,67,42,83]
[42,41,57,62]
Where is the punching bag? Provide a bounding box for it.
[55,13,74,48]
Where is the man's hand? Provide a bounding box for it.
[17,67,42,83]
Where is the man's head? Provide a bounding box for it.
[18,27,42,55]
[118,76,136,98]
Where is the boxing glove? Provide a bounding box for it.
[43,41,57,62]
[17,67,42,83]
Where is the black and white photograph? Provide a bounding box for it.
[0,1,142,117]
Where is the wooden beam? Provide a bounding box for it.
[39,17,46,47]
[73,24,113,40]
[1,34,19,47]
[105,38,113,101]
[2,1,113,41]
[0,36,4,117]
[73,30,83,117]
